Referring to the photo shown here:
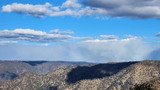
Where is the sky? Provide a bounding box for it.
[0,0,160,62]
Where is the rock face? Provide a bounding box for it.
[0,60,160,90]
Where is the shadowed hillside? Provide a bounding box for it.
[22,61,48,66]
[67,62,137,83]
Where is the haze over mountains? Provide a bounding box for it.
[0,60,160,90]
[148,49,160,60]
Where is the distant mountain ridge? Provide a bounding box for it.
[0,60,160,90]
[0,61,92,82]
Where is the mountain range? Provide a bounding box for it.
[0,60,160,90]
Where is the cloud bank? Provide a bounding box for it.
[0,34,155,62]
[0,28,159,62]
[1,0,160,19]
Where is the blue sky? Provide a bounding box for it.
[1,13,160,37]
[0,0,160,38]
[0,0,160,62]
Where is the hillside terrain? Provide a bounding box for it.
[0,60,160,90]
[0,61,92,83]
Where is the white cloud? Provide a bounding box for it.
[49,29,74,35]
[84,35,139,42]
[0,29,73,43]
[0,28,94,43]
[84,39,117,43]
[0,40,17,45]
[10,29,46,35]
[99,35,118,40]
[1,1,107,17]
[1,2,52,17]
[62,0,81,9]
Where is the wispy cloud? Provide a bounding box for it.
[0,29,73,43]
[1,0,160,19]
[0,40,17,45]
[0,29,143,44]
[49,29,74,35]
[99,35,118,40]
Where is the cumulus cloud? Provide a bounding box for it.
[1,2,52,17]
[0,29,73,43]
[62,0,81,9]
[1,1,107,17]
[1,0,160,18]
[83,0,160,18]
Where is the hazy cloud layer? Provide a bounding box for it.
[0,36,155,62]
[0,29,158,62]
[0,28,158,62]
[1,0,160,18]
[0,29,73,43]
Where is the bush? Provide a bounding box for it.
[130,83,154,90]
